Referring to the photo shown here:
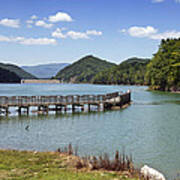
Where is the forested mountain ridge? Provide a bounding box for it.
[0,63,36,80]
[0,67,21,83]
[92,38,180,92]
[55,55,116,83]
[92,57,150,85]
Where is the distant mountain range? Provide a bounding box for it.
[0,56,151,85]
[55,55,116,83]
[22,63,70,78]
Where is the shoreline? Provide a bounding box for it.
[147,87,180,94]
[0,148,142,180]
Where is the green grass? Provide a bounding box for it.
[0,149,138,180]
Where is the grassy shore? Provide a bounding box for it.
[0,149,140,180]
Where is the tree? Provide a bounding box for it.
[145,38,180,91]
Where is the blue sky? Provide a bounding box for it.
[0,0,180,65]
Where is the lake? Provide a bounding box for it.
[0,83,180,179]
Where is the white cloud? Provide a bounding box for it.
[152,0,164,3]
[20,38,56,45]
[52,28,102,40]
[66,31,89,39]
[48,12,73,23]
[31,15,38,20]
[120,29,126,33]
[0,35,57,45]
[52,28,67,38]
[121,26,180,40]
[86,30,102,36]
[26,20,33,24]
[0,18,20,28]
[35,20,53,29]
[152,0,180,3]
[26,19,34,28]
[0,35,11,42]
[127,26,157,38]
[150,31,180,40]
[0,36,27,43]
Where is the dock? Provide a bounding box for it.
[0,91,131,116]
[21,79,60,84]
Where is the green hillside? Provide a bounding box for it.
[92,57,150,85]
[0,67,21,83]
[0,63,36,80]
[55,55,116,83]
[145,38,180,91]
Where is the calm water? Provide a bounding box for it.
[0,84,180,179]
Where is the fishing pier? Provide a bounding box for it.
[0,91,131,116]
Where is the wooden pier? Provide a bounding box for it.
[0,91,131,116]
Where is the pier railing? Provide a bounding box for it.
[0,92,127,107]
[0,91,131,115]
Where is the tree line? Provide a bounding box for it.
[92,38,180,92]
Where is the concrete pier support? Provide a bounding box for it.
[55,105,62,112]
[98,104,101,111]
[64,105,67,112]
[18,106,29,115]
[5,107,9,116]
[44,106,49,114]
[72,105,75,112]
[81,105,84,112]
[102,103,105,111]
[18,107,22,115]
[88,104,90,112]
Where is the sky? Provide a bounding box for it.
[0,0,180,66]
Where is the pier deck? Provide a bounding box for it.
[0,91,131,116]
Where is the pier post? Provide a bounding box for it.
[102,103,105,111]
[44,106,49,114]
[81,105,84,112]
[5,107,9,116]
[26,107,29,115]
[38,106,41,112]
[72,104,75,112]
[55,105,62,112]
[98,104,101,111]
[18,107,21,116]
[64,105,67,112]
[88,104,90,112]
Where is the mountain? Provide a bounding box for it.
[0,67,21,83]
[92,57,150,85]
[55,55,116,83]
[22,63,69,78]
[0,63,36,80]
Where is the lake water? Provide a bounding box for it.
[0,84,180,179]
